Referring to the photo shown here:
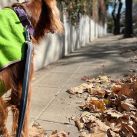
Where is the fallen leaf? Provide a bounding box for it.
[67,83,93,94]
[80,99,106,112]
[29,123,46,137]
[121,99,136,111]
[49,131,69,137]
[104,109,123,119]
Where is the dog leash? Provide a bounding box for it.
[16,27,33,137]
[13,6,34,137]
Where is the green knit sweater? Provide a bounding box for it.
[0,8,26,70]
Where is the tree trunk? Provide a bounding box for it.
[112,0,122,35]
[124,0,133,38]
[112,1,117,34]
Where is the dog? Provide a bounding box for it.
[0,0,63,136]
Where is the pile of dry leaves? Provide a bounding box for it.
[67,75,137,137]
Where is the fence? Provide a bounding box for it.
[0,0,107,70]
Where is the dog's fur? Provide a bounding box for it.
[0,0,63,136]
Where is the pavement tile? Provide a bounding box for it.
[38,91,82,123]
[49,64,80,73]
[34,72,73,88]
[32,70,50,85]
[31,87,61,119]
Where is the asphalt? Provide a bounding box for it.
[30,35,137,136]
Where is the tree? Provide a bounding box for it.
[92,0,107,25]
[112,0,123,35]
[124,0,133,38]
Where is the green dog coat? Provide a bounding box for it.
[0,8,26,95]
[0,8,26,70]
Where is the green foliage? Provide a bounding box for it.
[58,0,107,26]
[58,0,93,25]
[104,0,110,9]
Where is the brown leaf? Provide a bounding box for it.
[74,118,84,130]
[49,131,69,137]
[121,99,136,111]
[80,99,106,112]
[107,129,120,137]
[121,123,137,134]
[29,123,46,137]
[76,112,110,132]
[67,83,93,94]
[80,131,108,137]
[98,75,110,83]
[104,109,123,119]
[112,85,122,94]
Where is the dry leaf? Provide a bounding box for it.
[29,123,46,137]
[112,85,122,94]
[107,129,120,137]
[79,132,92,137]
[75,112,110,132]
[98,76,110,83]
[121,99,136,111]
[104,109,123,119]
[74,118,84,130]
[80,99,106,112]
[67,83,93,94]
[49,130,69,137]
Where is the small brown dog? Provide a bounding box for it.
[0,0,63,136]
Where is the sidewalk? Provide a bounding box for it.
[31,35,137,136]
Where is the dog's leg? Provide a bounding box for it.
[10,83,24,137]
[11,84,32,137]
[11,105,19,136]
[11,75,33,137]
[0,97,9,137]
[10,88,21,137]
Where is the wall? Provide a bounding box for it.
[34,14,107,70]
[0,0,107,71]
